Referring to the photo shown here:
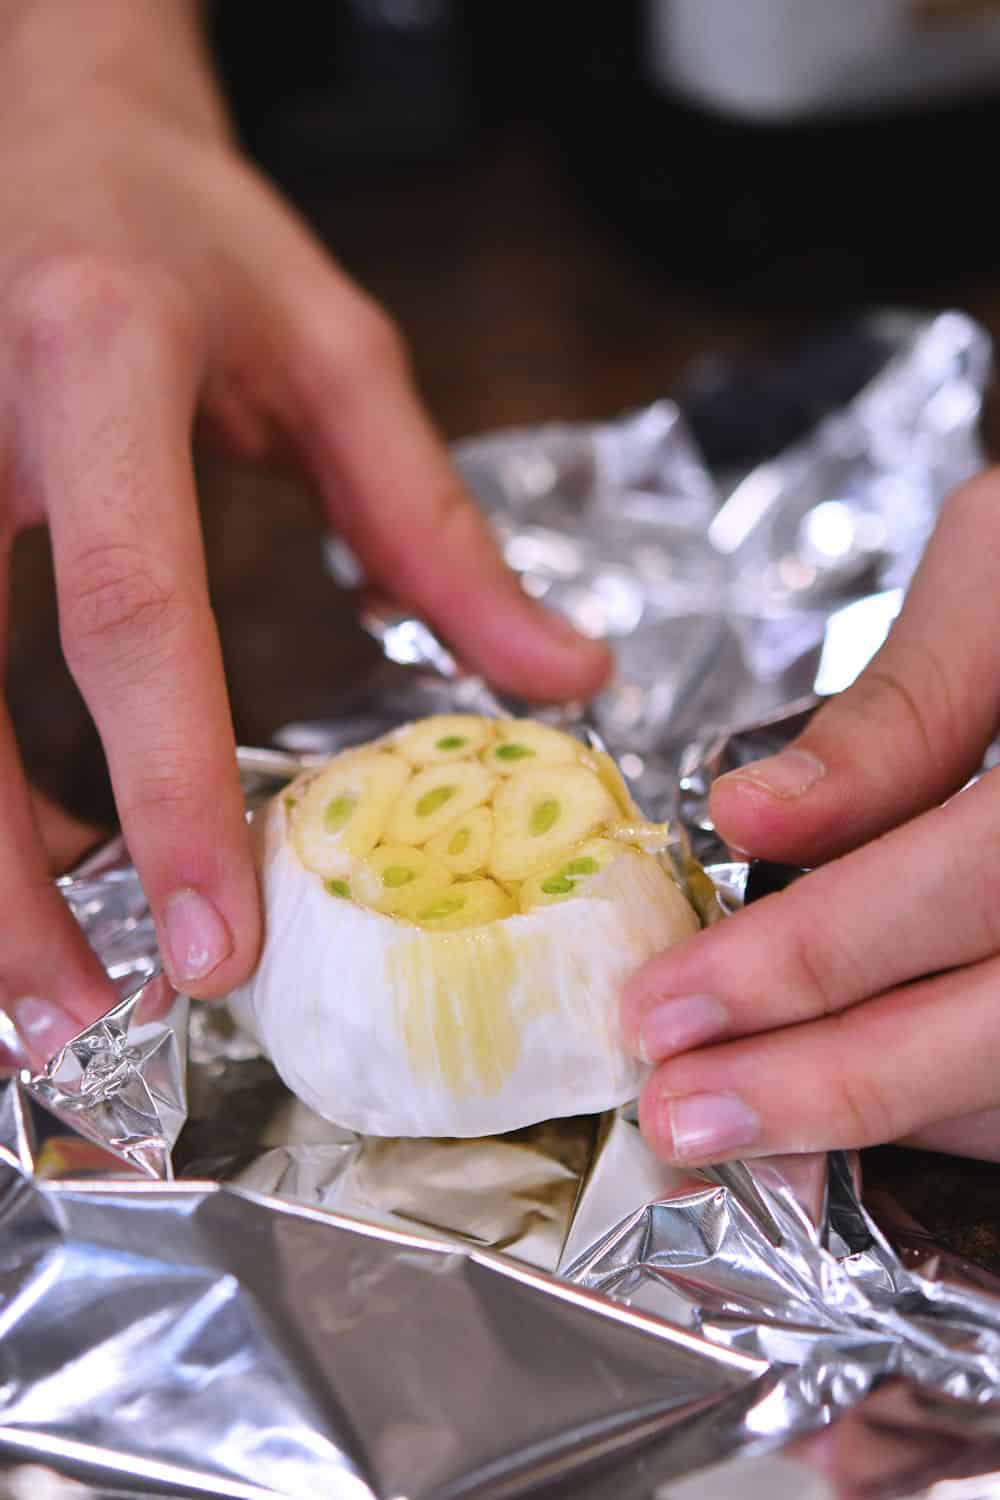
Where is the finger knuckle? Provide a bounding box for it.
[784,926,844,1022]
[829,1047,898,1146]
[61,544,183,670]
[851,645,953,779]
[346,301,409,373]
[309,301,410,394]
[8,252,195,372]
[9,254,148,359]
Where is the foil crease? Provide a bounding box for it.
[3,310,1000,1498]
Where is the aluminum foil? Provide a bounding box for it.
[2,309,999,1498]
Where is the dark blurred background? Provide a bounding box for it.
[10,0,1000,1259]
[214,0,1000,303]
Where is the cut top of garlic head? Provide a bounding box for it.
[231,715,701,1137]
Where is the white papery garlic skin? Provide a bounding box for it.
[230,716,699,1137]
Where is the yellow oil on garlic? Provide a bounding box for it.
[578,748,635,817]
[390,923,552,1098]
[607,819,672,853]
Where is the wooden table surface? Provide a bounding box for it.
[8,116,1000,1269]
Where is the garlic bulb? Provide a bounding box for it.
[230,716,700,1137]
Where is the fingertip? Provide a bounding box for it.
[620,954,674,1055]
[158,872,261,1001]
[159,886,231,994]
[449,583,614,703]
[621,925,724,1060]
[558,633,614,699]
[204,852,264,1001]
[639,1076,762,1165]
[8,944,116,1068]
[713,748,826,812]
[10,995,92,1070]
[709,752,838,864]
[142,798,262,1003]
[709,772,792,854]
[490,628,612,704]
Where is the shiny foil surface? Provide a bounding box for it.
[3,311,1000,1498]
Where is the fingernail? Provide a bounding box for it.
[11,995,82,1065]
[722,748,825,800]
[638,994,728,1063]
[665,1092,760,1163]
[162,888,232,984]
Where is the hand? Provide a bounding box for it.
[623,469,1000,1165]
[0,2,609,1063]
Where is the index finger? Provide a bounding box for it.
[15,258,259,997]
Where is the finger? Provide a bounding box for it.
[13,256,259,999]
[280,280,612,703]
[623,767,1000,1064]
[637,954,1000,1164]
[29,786,104,874]
[0,707,113,1065]
[0,527,110,1061]
[710,468,1000,865]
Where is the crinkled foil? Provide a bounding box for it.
[3,311,999,1499]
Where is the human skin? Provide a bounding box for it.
[623,469,1000,1163]
[0,0,609,1064]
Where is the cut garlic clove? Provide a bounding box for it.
[424,804,494,876]
[489,765,618,882]
[482,719,579,775]
[291,750,410,876]
[386,761,494,846]
[354,844,452,917]
[391,714,494,767]
[411,877,514,930]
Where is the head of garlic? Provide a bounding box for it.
[229,715,700,1137]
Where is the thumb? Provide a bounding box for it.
[710,469,1000,866]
